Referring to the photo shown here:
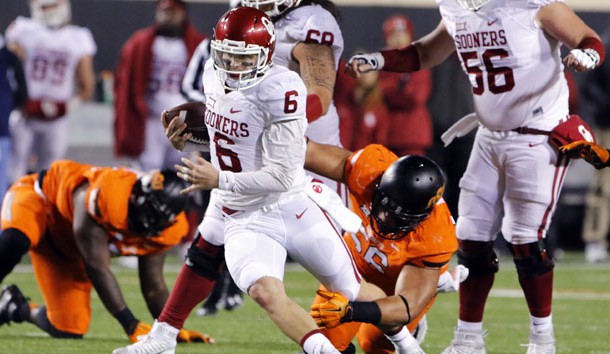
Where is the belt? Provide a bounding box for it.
[511,127,550,136]
[221,206,240,215]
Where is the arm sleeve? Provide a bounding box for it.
[218,118,306,194]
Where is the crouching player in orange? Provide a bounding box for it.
[307,141,462,354]
[0,160,211,344]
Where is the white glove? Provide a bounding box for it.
[569,48,600,70]
[347,52,385,72]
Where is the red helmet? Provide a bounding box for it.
[211,7,275,91]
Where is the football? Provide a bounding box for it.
[163,101,210,146]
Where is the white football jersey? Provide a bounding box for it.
[5,17,96,102]
[202,60,309,210]
[438,0,569,131]
[146,36,188,117]
[273,5,343,144]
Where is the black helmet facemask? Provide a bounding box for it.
[369,155,446,241]
[128,169,189,237]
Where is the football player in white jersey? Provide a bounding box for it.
[346,1,605,353]
[241,0,349,204]
[5,0,95,182]
[113,7,362,354]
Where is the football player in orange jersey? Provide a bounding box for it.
[0,160,211,344]
[306,140,460,354]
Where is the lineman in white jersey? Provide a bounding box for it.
[5,0,95,182]
[113,7,360,354]
[345,0,605,353]
[242,0,349,204]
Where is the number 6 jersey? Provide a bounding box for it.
[438,0,569,131]
[201,59,310,211]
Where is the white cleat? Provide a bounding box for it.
[441,328,487,354]
[524,330,555,354]
[112,320,178,354]
[585,241,608,263]
[437,265,470,293]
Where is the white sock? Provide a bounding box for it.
[385,326,420,352]
[530,314,553,333]
[302,332,339,354]
[457,320,483,332]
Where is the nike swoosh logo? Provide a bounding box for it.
[296,208,308,219]
[230,108,242,114]
[529,142,544,147]
[487,19,498,26]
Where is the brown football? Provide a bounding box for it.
[163,102,209,146]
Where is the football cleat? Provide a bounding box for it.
[441,328,487,354]
[195,304,218,317]
[224,292,244,311]
[112,320,178,354]
[585,241,608,263]
[0,284,28,326]
[524,329,555,354]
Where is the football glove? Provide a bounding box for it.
[177,328,215,344]
[568,48,600,70]
[560,141,610,169]
[346,52,385,74]
[128,321,152,343]
[310,289,352,329]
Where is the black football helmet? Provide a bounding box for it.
[371,155,446,240]
[128,169,189,237]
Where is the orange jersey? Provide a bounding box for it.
[343,145,458,295]
[2,160,187,258]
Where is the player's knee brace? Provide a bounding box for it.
[0,228,31,282]
[33,307,83,339]
[184,234,224,280]
[457,240,499,277]
[509,241,554,279]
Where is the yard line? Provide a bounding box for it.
[490,288,610,300]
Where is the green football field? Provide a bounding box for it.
[1,253,608,354]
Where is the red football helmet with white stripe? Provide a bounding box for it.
[211,7,276,91]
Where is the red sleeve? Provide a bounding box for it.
[113,28,155,157]
[380,45,421,73]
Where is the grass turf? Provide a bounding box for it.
[1,252,608,354]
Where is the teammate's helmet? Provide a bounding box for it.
[211,7,275,91]
[241,0,301,18]
[29,0,71,27]
[128,169,189,237]
[455,0,491,11]
[370,155,446,240]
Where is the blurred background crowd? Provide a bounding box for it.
[0,0,609,263]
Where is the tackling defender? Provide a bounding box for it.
[307,141,462,354]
